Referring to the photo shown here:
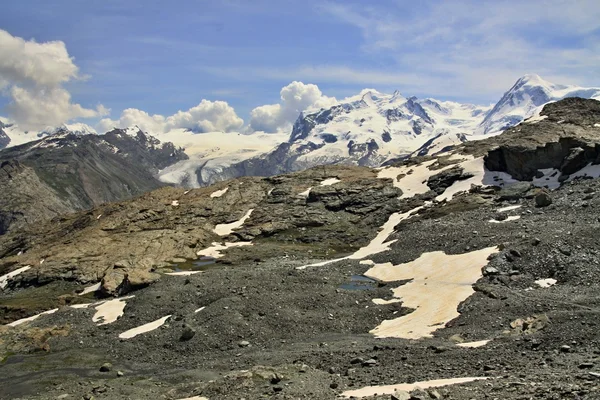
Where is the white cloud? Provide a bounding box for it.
[0,29,106,131]
[249,81,337,132]
[98,100,243,134]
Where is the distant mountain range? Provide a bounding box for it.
[1,74,599,202]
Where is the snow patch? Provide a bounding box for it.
[7,308,58,327]
[214,209,253,236]
[524,115,548,124]
[365,247,499,339]
[456,340,491,348]
[489,216,521,223]
[171,200,180,206]
[320,178,341,186]
[79,282,101,296]
[297,205,423,269]
[0,266,31,289]
[210,188,228,198]
[119,315,171,339]
[165,271,203,276]
[194,306,206,313]
[535,278,557,288]
[342,377,487,398]
[92,296,135,326]
[497,205,522,213]
[197,242,253,258]
[298,187,312,198]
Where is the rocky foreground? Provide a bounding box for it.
[1,99,600,399]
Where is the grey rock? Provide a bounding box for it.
[535,191,552,207]
[180,325,196,341]
[391,390,411,400]
[99,363,112,372]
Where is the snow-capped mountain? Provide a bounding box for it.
[0,120,98,150]
[285,89,491,168]
[478,74,600,134]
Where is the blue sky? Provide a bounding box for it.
[0,0,599,132]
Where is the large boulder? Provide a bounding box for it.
[100,258,160,297]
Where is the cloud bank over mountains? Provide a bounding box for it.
[0,29,108,131]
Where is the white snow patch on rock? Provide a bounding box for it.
[298,187,312,198]
[298,205,423,269]
[197,242,253,258]
[342,377,487,398]
[497,205,522,213]
[79,282,101,296]
[214,209,254,236]
[489,215,521,223]
[194,306,206,313]
[535,278,557,288]
[92,296,135,326]
[171,200,180,206]
[165,271,203,276]
[320,178,341,186]
[7,308,58,327]
[119,315,171,339]
[456,340,491,348]
[365,246,499,339]
[0,266,31,289]
[524,115,548,124]
[210,188,228,198]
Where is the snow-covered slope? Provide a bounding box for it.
[282,90,491,167]
[150,128,287,187]
[0,119,98,150]
[40,123,97,137]
[477,74,600,134]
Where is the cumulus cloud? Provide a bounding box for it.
[0,29,106,131]
[249,81,337,133]
[98,100,244,134]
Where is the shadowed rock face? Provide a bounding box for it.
[0,130,187,234]
[465,98,600,180]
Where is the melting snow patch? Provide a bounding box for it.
[297,205,423,270]
[489,215,521,223]
[320,178,341,186]
[377,160,439,199]
[8,308,59,327]
[457,340,491,348]
[372,298,402,305]
[119,315,171,339]
[210,187,228,198]
[497,205,522,213]
[171,200,180,206]
[92,296,135,326]
[165,271,203,276]
[365,246,499,339]
[214,209,254,236]
[535,278,557,288]
[0,266,31,289]
[595,123,600,128]
[197,242,253,258]
[298,187,312,198]
[96,214,102,220]
[524,115,548,124]
[342,377,487,398]
[267,188,274,195]
[79,282,101,296]
[195,306,206,313]
[177,397,209,400]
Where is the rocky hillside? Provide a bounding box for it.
[1,98,600,399]
[0,128,187,234]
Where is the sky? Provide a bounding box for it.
[0,0,599,133]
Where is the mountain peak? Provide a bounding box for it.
[515,73,545,86]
